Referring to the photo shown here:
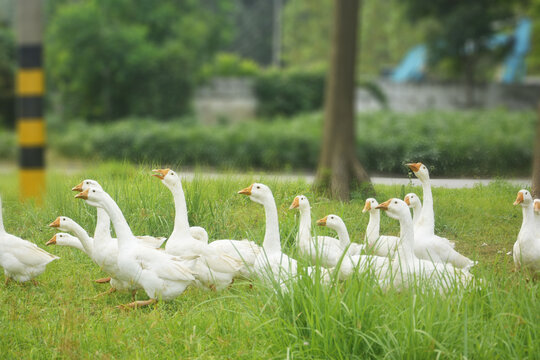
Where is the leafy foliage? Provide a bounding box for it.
[46,0,234,122]
[48,110,535,176]
[254,69,325,117]
[200,52,260,80]
[0,24,14,129]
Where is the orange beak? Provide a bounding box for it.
[316,216,327,226]
[238,184,253,196]
[46,235,57,246]
[362,200,371,213]
[152,169,170,180]
[75,188,89,200]
[404,195,410,206]
[48,217,61,228]
[513,192,524,206]
[71,182,84,192]
[375,199,392,211]
[406,163,422,173]
[289,197,300,210]
[534,201,540,212]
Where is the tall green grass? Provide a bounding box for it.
[0,163,537,358]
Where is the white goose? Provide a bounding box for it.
[289,195,361,268]
[513,190,540,274]
[151,169,242,290]
[376,199,474,292]
[75,187,197,308]
[362,198,400,257]
[406,163,474,268]
[0,193,58,284]
[316,214,389,281]
[48,215,124,287]
[152,169,260,278]
[238,183,299,287]
[72,180,166,249]
[404,193,455,248]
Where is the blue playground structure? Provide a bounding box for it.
[390,18,532,83]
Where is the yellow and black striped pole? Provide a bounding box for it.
[16,0,45,200]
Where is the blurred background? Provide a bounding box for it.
[0,0,539,180]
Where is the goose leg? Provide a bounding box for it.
[94,277,111,284]
[31,280,39,286]
[4,277,10,285]
[131,289,137,301]
[117,298,157,310]
[86,287,116,300]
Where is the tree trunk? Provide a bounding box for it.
[532,103,540,197]
[314,0,373,201]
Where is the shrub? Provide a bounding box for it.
[254,69,326,118]
[200,52,260,80]
[0,130,16,160]
[49,110,535,177]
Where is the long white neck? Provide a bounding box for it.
[59,237,86,253]
[535,212,540,238]
[169,181,192,240]
[396,212,416,261]
[94,207,112,241]
[518,204,535,242]
[418,178,435,232]
[297,207,312,245]
[0,195,5,234]
[99,193,136,249]
[262,197,281,253]
[365,210,380,244]
[411,203,422,226]
[67,221,94,256]
[334,223,351,249]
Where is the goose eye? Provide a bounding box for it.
[256,186,260,189]
[92,190,96,193]
[394,201,398,204]
[170,172,174,176]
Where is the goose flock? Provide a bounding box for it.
[0,162,538,308]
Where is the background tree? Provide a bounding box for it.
[314,0,372,201]
[402,0,520,106]
[46,0,234,122]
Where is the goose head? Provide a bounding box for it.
[238,183,273,205]
[534,199,540,214]
[362,198,379,213]
[72,179,103,192]
[74,187,107,208]
[404,193,421,209]
[406,162,430,181]
[316,214,346,232]
[152,168,181,190]
[513,189,533,207]
[376,198,409,221]
[46,233,78,246]
[289,195,310,211]
[48,216,80,232]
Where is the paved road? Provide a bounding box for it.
[0,162,531,189]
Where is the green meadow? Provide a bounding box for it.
[0,163,537,359]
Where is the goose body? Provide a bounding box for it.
[152,169,241,290]
[317,214,390,281]
[513,190,540,273]
[376,198,474,292]
[0,194,58,283]
[76,187,197,307]
[406,163,474,269]
[362,198,400,257]
[290,195,361,268]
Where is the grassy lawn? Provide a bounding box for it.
[0,163,537,359]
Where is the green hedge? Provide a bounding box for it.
[49,110,535,177]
